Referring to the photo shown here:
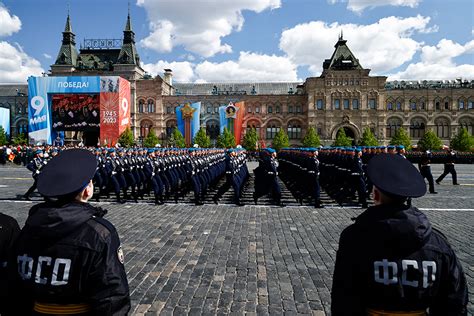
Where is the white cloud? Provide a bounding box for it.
[43,53,52,59]
[142,52,298,83]
[0,41,44,83]
[329,0,421,13]
[279,15,435,75]
[390,39,474,80]
[194,52,298,82]
[137,0,281,57]
[0,3,21,37]
[142,60,195,82]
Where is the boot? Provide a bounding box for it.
[314,200,324,208]
[253,192,258,205]
[213,195,219,205]
[155,195,164,205]
[116,192,125,204]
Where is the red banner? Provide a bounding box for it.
[234,101,245,144]
[99,77,131,146]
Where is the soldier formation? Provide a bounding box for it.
[13,143,466,207]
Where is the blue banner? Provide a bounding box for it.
[175,102,201,141]
[27,76,103,145]
[219,105,228,134]
[0,107,10,136]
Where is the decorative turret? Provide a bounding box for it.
[54,14,78,66]
[323,32,363,71]
[117,11,140,65]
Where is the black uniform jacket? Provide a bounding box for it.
[331,204,467,316]
[0,213,20,313]
[6,201,130,315]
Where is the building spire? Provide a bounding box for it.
[64,12,72,33]
[53,7,78,66]
[118,4,140,65]
[339,29,343,41]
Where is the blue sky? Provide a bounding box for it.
[0,0,473,83]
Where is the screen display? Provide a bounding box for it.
[51,94,100,130]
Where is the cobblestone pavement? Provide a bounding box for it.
[0,164,473,315]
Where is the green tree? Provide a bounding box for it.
[301,127,321,147]
[12,132,28,145]
[216,133,225,148]
[333,128,352,147]
[417,129,442,151]
[359,127,379,146]
[169,128,186,148]
[143,129,160,148]
[193,128,211,148]
[221,127,236,148]
[390,127,412,149]
[242,128,259,151]
[450,127,474,151]
[0,126,8,146]
[118,127,134,147]
[271,128,289,151]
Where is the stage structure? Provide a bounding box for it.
[28,76,131,146]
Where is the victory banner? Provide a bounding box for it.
[27,76,131,145]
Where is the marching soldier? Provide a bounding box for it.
[436,149,459,185]
[351,148,368,208]
[419,150,437,194]
[331,154,468,315]
[253,149,284,206]
[7,149,130,315]
[23,149,47,200]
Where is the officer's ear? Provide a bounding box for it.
[373,187,382,205]
[82,180,94,201]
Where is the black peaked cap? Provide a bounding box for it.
[367,153,426,198]
[38,149,97,197]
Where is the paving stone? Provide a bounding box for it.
[0,164,473,314]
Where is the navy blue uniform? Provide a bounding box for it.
[332,204,468,315]
[6,201,130,315]
[0,213,20,314]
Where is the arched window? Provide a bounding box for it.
[166,106,172,114]
[287,122,302,139]
[387,102,393,111]
[276,105,281,113]
[255,106,260,113]
[16,120,28,135]
[138,99,145,113]
[166,120,177,138]
[468,99,474,110]
[246,121,261,136]
[410,118,426,138]
[444,98,450,110]
[434,98,441,111]
[386,118,402,138]
[247,106,252,113]
[352,99,359,110]
[140,120,153,138]
[459,118,474,135]
[207,106,212,114]
[267,106,273,114]
[147,100,155,113]
[288,105,293,113]
[410,99,417,111]
[206,120,219,140]
[435,118,450,138]
[396,101,402,111]
[265,122,280,139]
[296,105,302,113]
[458,98,465,110]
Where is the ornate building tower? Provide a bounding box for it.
[50,14,78,75]
[305,34,387,144]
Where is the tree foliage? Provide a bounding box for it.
[242,128,259,151]
[333,128,352,147]
[143,129,160,148]
[390,127,412,150]
[417,129,442,151]
[118,127,134,147]
[12,133,28,145]
[302,127,321,147]
[359,127,379,146]
[193,128,211,148]
[169,128,186,148]
[450,128,474,151]
[271,128,289,151]
[216,127,235,148]
[0,126,7,146]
